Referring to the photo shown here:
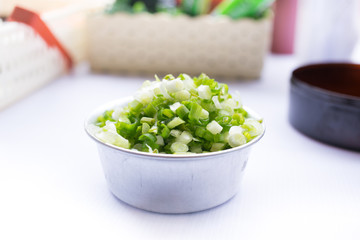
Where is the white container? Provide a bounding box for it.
[0,3,100,110]
[85,98,265,213]
[0,21,66,110]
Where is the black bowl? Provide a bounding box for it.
[289,63,360,151]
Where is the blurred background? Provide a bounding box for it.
[1,0,359,110]
[0,0,360,110]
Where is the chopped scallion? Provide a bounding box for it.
[94,73,263,154]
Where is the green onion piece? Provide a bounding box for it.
[216,115,231,125]
[140,117,155,125]
[175,105,189,119]
[231,113,244,125]
[169,102,181,112]
[117,121,138,139]
[170,129,182,138]
[197,85,212,100]
[96,110,115,127]
[129,100,143,115]
[174,90,190,101]
[235,107,248,117]
[220,84,229,95]
[201,100,216,112]
[143,103,156,117]
[195,126,206,138]
[133,143,142,151]
[200,74,217,89]
[203,130,214,142]
[155,75,161,82]
[170,142,189,153]
[202,141,212,151]
[210,143,226,152]
[243,131,252,141]
[190,145,202,153]
[167,117,185,129]
[212,96,222,109]
[206,120,223,135]
[156,135,165,146]
[200,109,209,119]
[96,131,130,149]
[142,140,159,152]
[228,132,246,147]
[161,124,170,138]
[161,108,174,119]
[139,133,157,143]
[214,132,228,143]
[176,131,193,144]
[166,79,184,93]
[242,119,263,137]
[189,102,203,121]
[142,123,150,134]
[149,125,158,134]
[163,74,176,81]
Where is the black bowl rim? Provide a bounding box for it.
[291,63,360,107]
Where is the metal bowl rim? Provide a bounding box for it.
[84,97,265,161]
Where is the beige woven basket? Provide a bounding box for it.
[87,12,272,79]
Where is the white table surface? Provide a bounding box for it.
[1,55,359,240]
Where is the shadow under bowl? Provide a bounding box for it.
[289,63,360,151]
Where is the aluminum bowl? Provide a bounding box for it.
[289,63,360,151]
[85,98,265,214]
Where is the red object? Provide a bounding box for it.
[209,0,223,12]
[8,6,73,70]
[271,0,298,54]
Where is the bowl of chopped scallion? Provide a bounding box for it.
[85,73,264,213]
